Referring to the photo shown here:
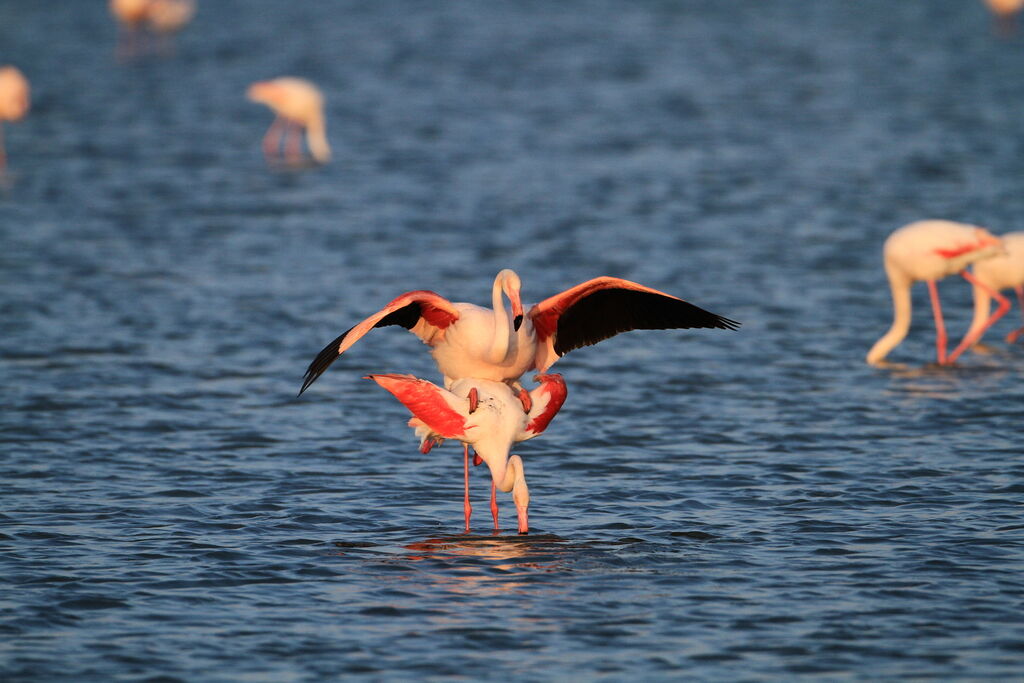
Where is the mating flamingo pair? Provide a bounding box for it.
[866,220,1024,366]
[299,270,739,533]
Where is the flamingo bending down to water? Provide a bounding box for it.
[367,373,568,534]
[0,66,30,174]
[111,0,195,58]
[866,220,1005,366]
[966,232,1024,347]
[300,270,738,403]
[247,78,331,166]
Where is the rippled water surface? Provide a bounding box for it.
[3,1,1024,680]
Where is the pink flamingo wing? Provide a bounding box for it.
[524,373,568,436]
[527,277,739,371]
[366,374,467,438]
[298,290,459,395]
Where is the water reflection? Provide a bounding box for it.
[402,534,572,595]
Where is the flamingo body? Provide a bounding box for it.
[367,373,569,534]
[300,270,738,395]
[146,0,196,34]
[247,77,331,165]
[866,220,1004,366]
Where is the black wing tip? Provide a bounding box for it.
[297,328,351,397]
[711,314,741,331]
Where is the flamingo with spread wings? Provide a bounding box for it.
[300,270,739,402]
[366,373,568,534]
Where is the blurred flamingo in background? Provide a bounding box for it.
[111,0,195,59]
[966,232,1024,348]
[247,78,331,167]
[300,270,738,406]
[983,0,1024,34]
[866,220,1005,366]
[146,0,196,55]
[0,66,30,174]
[366,373,568,534]
[110,0,152,59]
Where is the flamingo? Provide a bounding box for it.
[146,0,196,54]
[299,270,739,404]
[247,78,331,167]
[983,0,1024,34]
[366,373,568,534]
[0,66,30,174]
[110,0,152,59]
[965,232,1024,348]
[866,220,1005,366]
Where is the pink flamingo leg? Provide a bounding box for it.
[0,124,6,175]
[927,280,948,364]
[262,117,285,162]
[463,443,472,533]
[947,271,1010,363]
[490,481,499,531]
[1007,286,1024,344]
[285,121,303,166]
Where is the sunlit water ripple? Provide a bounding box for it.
[2,1,1023,680]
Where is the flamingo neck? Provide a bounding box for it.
[866,266,912,365]
[487,453,529,534]
[305,111,331,163]
[966,278,993,346]
[488,274,511,364]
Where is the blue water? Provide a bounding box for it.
[3,1,1024,680]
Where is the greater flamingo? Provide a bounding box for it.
[300,270,738,402]
[866,220,1005,366]
[965,232,1024,348]
[0,66,30,174]
[146,0,196,54]
[247,78,331,167]
[366,373,568,534]
[983,0,1024,34]
[110,0,151,59]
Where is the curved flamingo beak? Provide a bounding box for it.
[510,291,524,331]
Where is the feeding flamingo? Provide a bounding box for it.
[866,220,1005,366]
[965,232,1024,348]
[247,78,331,167]
[367,373,568,534]
[300,270,738,404]
[111,0,195,58]
[146,0,196,54]
[0,66,30,174]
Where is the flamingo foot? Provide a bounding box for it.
[473,452,483,466]
[468,387,478,414]
[1007,328,1023,344]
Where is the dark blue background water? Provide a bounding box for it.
[3,1,1023,679]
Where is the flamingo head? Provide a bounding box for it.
[497,269,524,330]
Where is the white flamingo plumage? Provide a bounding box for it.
[866,220,1005,366]
[300,270,738,399]
[367,373,568,534]
[247,78,331,167]
[965,232,1024,348]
